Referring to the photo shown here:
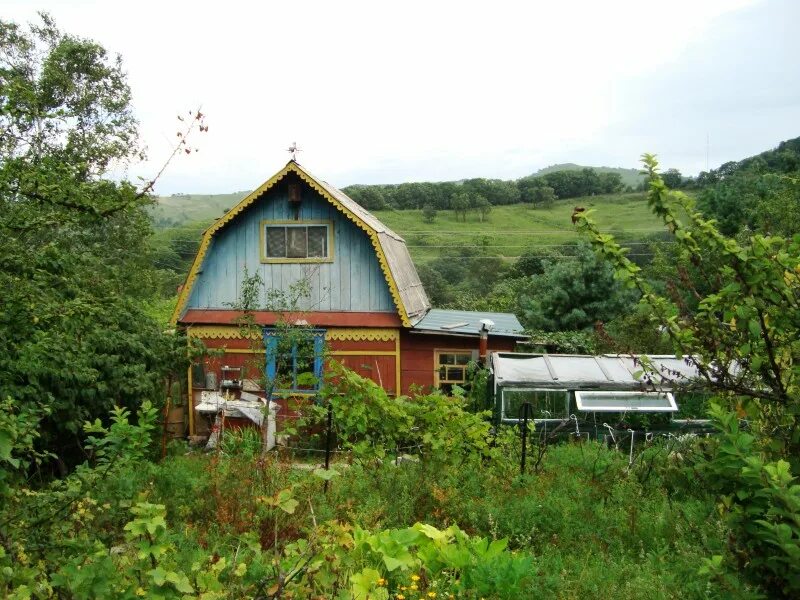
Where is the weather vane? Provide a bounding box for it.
[286,142,302,161]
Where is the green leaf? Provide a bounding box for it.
[0,431,13,462]
[313,467,339,481]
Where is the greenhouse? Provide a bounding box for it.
[489,352,712,435]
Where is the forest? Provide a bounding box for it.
[2,14,800,600]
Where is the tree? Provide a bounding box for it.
[0,14,185,472]
[531,185,556,208]
[574,154,800,467]
[422,203,437,223]
[661,168,683,189]
[518,243,635,331]
[474,196,491,221]
[451,193,470,221]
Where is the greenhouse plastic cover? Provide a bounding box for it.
[490,353,701,390]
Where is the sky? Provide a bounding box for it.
[4,0,799,194]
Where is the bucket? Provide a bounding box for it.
[205,372,217,390]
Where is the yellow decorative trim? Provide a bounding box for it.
[292,168,411,327]
[325,328,398,342]
[330,350,397,356]
[170,161,411,327]
[259,219,335,264]
[186,326,260,340]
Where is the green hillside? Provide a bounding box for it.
[373,192,666,264]
[530,163,646,188]
[150,191,249,228]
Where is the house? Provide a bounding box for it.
[172,160,526,435]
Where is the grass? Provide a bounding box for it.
[151,191,675,266]
[372,192,669,264]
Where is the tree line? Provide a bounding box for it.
[343,167,630,211]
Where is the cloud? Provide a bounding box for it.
[6,0,792,191]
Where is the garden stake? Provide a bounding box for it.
[519,402,532,476]
[324,402,332,493]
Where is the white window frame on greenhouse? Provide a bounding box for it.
[500,388,569,424]
[574,390,678,413]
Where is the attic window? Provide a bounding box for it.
[261,221,333,263]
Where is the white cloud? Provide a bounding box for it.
[6,0,785,192]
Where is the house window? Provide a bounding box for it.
[261,221,332,262]
[264,328,325,393]
[435,350,474,392]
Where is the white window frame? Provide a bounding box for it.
[574,390,678,412]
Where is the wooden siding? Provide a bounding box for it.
[399,332,517,395]
[187,178,395,313]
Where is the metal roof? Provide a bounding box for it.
[490,352,703,390]
[308,168,431,323]
[412,309,527,338]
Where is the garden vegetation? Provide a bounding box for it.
[2,13,799,600]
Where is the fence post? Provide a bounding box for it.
[324,402,333,493]
[520,402,532,476]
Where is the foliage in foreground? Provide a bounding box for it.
[1,382,772,599]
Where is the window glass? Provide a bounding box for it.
[437,352,472,386]
[286,227,307,258]
[502,389,569,421]
[307,226,327,257]
[264,224,329,260]
[266,227,286,257]
[574,391,677,412]
[265,329,325,392]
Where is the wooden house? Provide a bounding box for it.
[173,160,526,435]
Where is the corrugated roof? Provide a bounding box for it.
[306,166,431,323]
[491,353,703,390]
[413,309,527,338]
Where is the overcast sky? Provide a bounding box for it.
[5,0,799,194]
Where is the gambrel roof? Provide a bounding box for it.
[171,160,430,327]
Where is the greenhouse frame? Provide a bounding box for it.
[489,352,712,435]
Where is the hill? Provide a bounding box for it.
[150,191,249,228]
[530,163,646,188]
[372,192,667,265]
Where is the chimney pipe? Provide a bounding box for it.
[479,324,489,365]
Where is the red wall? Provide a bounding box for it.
[399,332,517,395]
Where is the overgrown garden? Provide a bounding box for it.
[2,13,800,600]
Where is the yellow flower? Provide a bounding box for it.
[377,578,387,586]
[135,588,146,597]
[411,575,420,582]
[396,595,406,600]
[410,584,418,591]
[428,593,437,598]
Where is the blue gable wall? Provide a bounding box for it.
[186,182,396,312]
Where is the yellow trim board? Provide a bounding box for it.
[187,325,260,340]
[170,161,411,327]
[326,328,398,342]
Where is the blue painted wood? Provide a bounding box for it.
[187,184,395,312]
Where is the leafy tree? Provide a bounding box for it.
[531,185,556,208]
[0,14,184,472]
[422,203,437,223]
[575,154,800,466]
[699,171,800,236]
[451,193,470,222]
[598,172,624,193]
[474,196,491,221]
[661,168,683,189]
